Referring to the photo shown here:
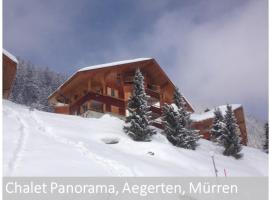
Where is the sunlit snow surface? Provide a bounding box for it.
[3,100,268,176]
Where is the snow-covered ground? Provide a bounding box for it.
[3,100,268,176]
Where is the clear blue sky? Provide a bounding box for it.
[3,0,268,121]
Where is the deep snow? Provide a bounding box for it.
[3,100,268,176]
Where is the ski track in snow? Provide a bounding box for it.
[30,111,134,176]
[5,107,30,176]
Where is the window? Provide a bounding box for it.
[107,87,111,95]
[107,87,118,98]
[90,100,104,112]
[116,73,121,85]
[111,89,115,97]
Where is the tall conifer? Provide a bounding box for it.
[219,105,242,159]
[163,88,200,149]
[123,69,155,141]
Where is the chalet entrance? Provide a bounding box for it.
[90,100,104,113]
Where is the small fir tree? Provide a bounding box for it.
[204,108,210,112]
[173,88,190,127]
[210,108,225,141]
[123,69,155,141]
[163,89,200,150]
[218,105,242,159]
[263,122,268,153]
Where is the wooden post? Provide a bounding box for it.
[211,155,218,177]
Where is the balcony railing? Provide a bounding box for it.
[145,88,160,99]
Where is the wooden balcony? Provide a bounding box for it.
[152,121,163,129]
[145,88,160,99]
[124,76,134,83]
[150,105,162,115]
[70,91,125,114]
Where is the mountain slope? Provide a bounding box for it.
[246,115,266,149]
[3,100,268,176]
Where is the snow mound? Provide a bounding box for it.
[3,100,268,177]
[101,137,120,144]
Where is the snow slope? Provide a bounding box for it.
[3,100,268,177]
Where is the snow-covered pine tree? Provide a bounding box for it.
[263,122,268,153]
[173,87,190,127]
[163,89,200,150]
[218,105,242,159]
[10,58,66,111]
[163,103,183,145]
[123,68,155,141]
[173,87,183,109]
[210,108,225,142]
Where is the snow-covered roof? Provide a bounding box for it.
[78,58,152,72]
[48,58,153,98]
[190,104,242,122]
[3,49,18,64]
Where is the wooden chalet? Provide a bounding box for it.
[191,105,247,145]
[48,58,194,118]
[3,49,18,99]
[48,58,247,145]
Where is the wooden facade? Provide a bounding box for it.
[3,50,18,99]
[48,58,248,145]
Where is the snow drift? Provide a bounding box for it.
[3,100,268,176]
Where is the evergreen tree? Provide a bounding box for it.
[210,108,225,141]
[263,122,268,153]
[173,88,190,127]
[173,87,183,109]
[10,58,66,112]
[123,69,155,141]
[163,89,200,150]
[218,105,242,159]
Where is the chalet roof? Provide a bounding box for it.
[78,58,152,72]
[190,104,242,122]
[52,58,154,95]
[3,49,18,64]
